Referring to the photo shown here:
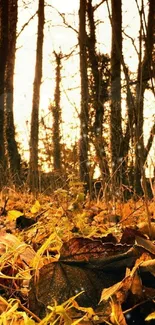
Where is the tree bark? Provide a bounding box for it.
[87,0,110,183]
[5,0,21,183]
[29,0,44,192]
[79,0,90,187]
[0,0,8,178]
[52,51,62,171]
[134,0,155,195]
[110,0,123,189]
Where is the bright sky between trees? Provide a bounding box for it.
[14,0,155,174]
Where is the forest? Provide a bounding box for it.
[0,0,154,198]
[0,0,155,324]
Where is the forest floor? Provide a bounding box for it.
[0,188,155,325]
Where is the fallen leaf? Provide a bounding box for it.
[29,237,140,317]
[99,275,131,304]
[140,259,155,276]
[110,298,127,325]
[16,215,36,229]
[135,236,155,255]
[138,222,155,239]
[130,271,143,296]
[31,200,41,214]
[145,311,155,321]
[7,210,23,221]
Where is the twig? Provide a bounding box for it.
[17,299,41,322]
[0,197,9,216]
[94,0,106,11]
[45,4,78,34]
[17,11,38,39]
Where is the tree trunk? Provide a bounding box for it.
[0,0,8,181]
[110,0,123,189]
[5,0,21,183]
[134,0,155,195]
[79,0,90,187]
[29,0,44,192]
[87,0,110,184]
[52,51,62,171]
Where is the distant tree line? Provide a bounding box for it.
[0,0,154,199]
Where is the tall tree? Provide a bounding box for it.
[29,0,44,192]
[79,0,90,188]
[5,0,21,183]
[0,0,8,179]
[52,51,62,171]
[110,0,123,190]
[107,0,155,198]
[86,0,110,185]
[134,0,155,195]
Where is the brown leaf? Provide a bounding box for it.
[29,237,140,318]
[130,271,143,296]
[100,274,132,304]
[120,227,147,245]
[135,236,155,255]
[138,222,155,239]
[29,261,108,317]
[60,237,138,269]
[140,259,155,276]
[0,232,36,266]
[100,262,143,304]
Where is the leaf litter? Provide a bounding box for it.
[0,191,155,324]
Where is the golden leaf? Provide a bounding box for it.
[30,200,41,214]
[7,210,23,221]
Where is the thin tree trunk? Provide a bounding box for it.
[0,0,8,179]
[52,51,62,171]
[29,0,44,192]
[79,0,90,187]
[110,0,123,189]
[134,0,155,195]
[5,0,21,183]
[106,0,136,198]
[87,0,109,183]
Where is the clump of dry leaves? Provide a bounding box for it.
[0,189,155,324]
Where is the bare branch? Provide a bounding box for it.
[45,4,78,34]
[94,0,106,11]
[17,11,38,39]
[122,30,139,55]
